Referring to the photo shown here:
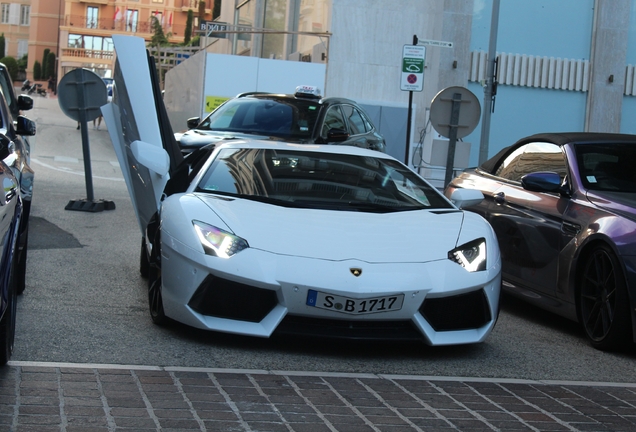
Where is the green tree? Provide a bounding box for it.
[1,56,18,80]
[0,34,5,59]
[17,54,27,73]
[198,1,206,22]
[33,60,41,80]
[46,52,56,79]
[184,10,193,45]
[41,49,50,78]
[150,16,170,47]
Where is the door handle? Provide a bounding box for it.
[562,221,581,235]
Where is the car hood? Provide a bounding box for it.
[587,190,636,222]
[178,129,288,147]
[196,194,464,263]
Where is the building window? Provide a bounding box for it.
[152,0,164,3]
[17,39,28,58]
[68,34,114,53]
[1,4,9,24]
[235,0,256,55]
[126,9,138,32]
[262,0,286,59]
[20,4,29,25]
[87,6,98,29]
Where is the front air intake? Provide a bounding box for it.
[188,275,278,323]
[420,289,492,331]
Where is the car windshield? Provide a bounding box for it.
[195,148,453,212]
[196,97,321,141]
[576,143,636,192]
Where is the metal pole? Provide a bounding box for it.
[77,70,95,202]
[405,90,413,165]
[478,0,500,165]
[444,93,461,187]
[404,34,418,166]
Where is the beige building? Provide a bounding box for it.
[26,0,215,83]
[0,0,31,63]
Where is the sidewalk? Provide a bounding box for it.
[2,361,636,431]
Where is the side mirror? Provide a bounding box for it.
[16,116,36,136]
[131,140,169,177]
[186,117,200,129]
[17,95,33,111]
[448,188,484,209]
[521,172,562,193]
[327,128,349,143]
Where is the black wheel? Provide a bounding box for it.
[139,238,149,278]
[148,231,168,325]
[0,242,18,365]
[579,245,632,351]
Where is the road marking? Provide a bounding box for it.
[31,158,124,182]
[9,361,636,388]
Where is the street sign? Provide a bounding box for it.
[430,86,480,139]
[417,39,453,48]
[200,20,228,38]
[400,45,426,92]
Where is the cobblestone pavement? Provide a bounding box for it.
[1,362,635,432]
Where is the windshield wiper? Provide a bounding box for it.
[346,201,419,212]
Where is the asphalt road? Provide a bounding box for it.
[13,95,636,384]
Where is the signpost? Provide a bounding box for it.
[58,68,115,212]
[400,44,425,92]
[401,38,425,165]
[401,35,457,166]
[429,86,481,187]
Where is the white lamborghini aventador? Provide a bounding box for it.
[104,36,502,346]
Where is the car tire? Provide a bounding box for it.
[140,238,149,279]
[148,230,168,326]
[579,244,632,351]
[0,241,18,365]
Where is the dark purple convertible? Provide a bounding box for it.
[445,132,636,351]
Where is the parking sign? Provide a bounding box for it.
[401,45,426,92]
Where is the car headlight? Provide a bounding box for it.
[193,220,249,258]
[448,238,486,272]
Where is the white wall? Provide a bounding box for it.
[164,52,326,133]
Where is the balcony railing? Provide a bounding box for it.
[61,48,115,61]
[177,0,212,9]
[64,15,190,37]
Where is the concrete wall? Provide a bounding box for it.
[586,0,630,132]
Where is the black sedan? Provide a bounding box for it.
[0,83,35,364]
[175,86,386,154]
[0,65,36,296]
[445,132,636,351]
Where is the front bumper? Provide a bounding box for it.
[160,234,502,346]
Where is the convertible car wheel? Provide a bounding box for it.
[148,233,167,325]
[0,245,17,365]
[579,245,631,351]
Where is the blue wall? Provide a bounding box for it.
[621,3,636,134]
[466,0,595,166]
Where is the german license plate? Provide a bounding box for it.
[306,290,404,315]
